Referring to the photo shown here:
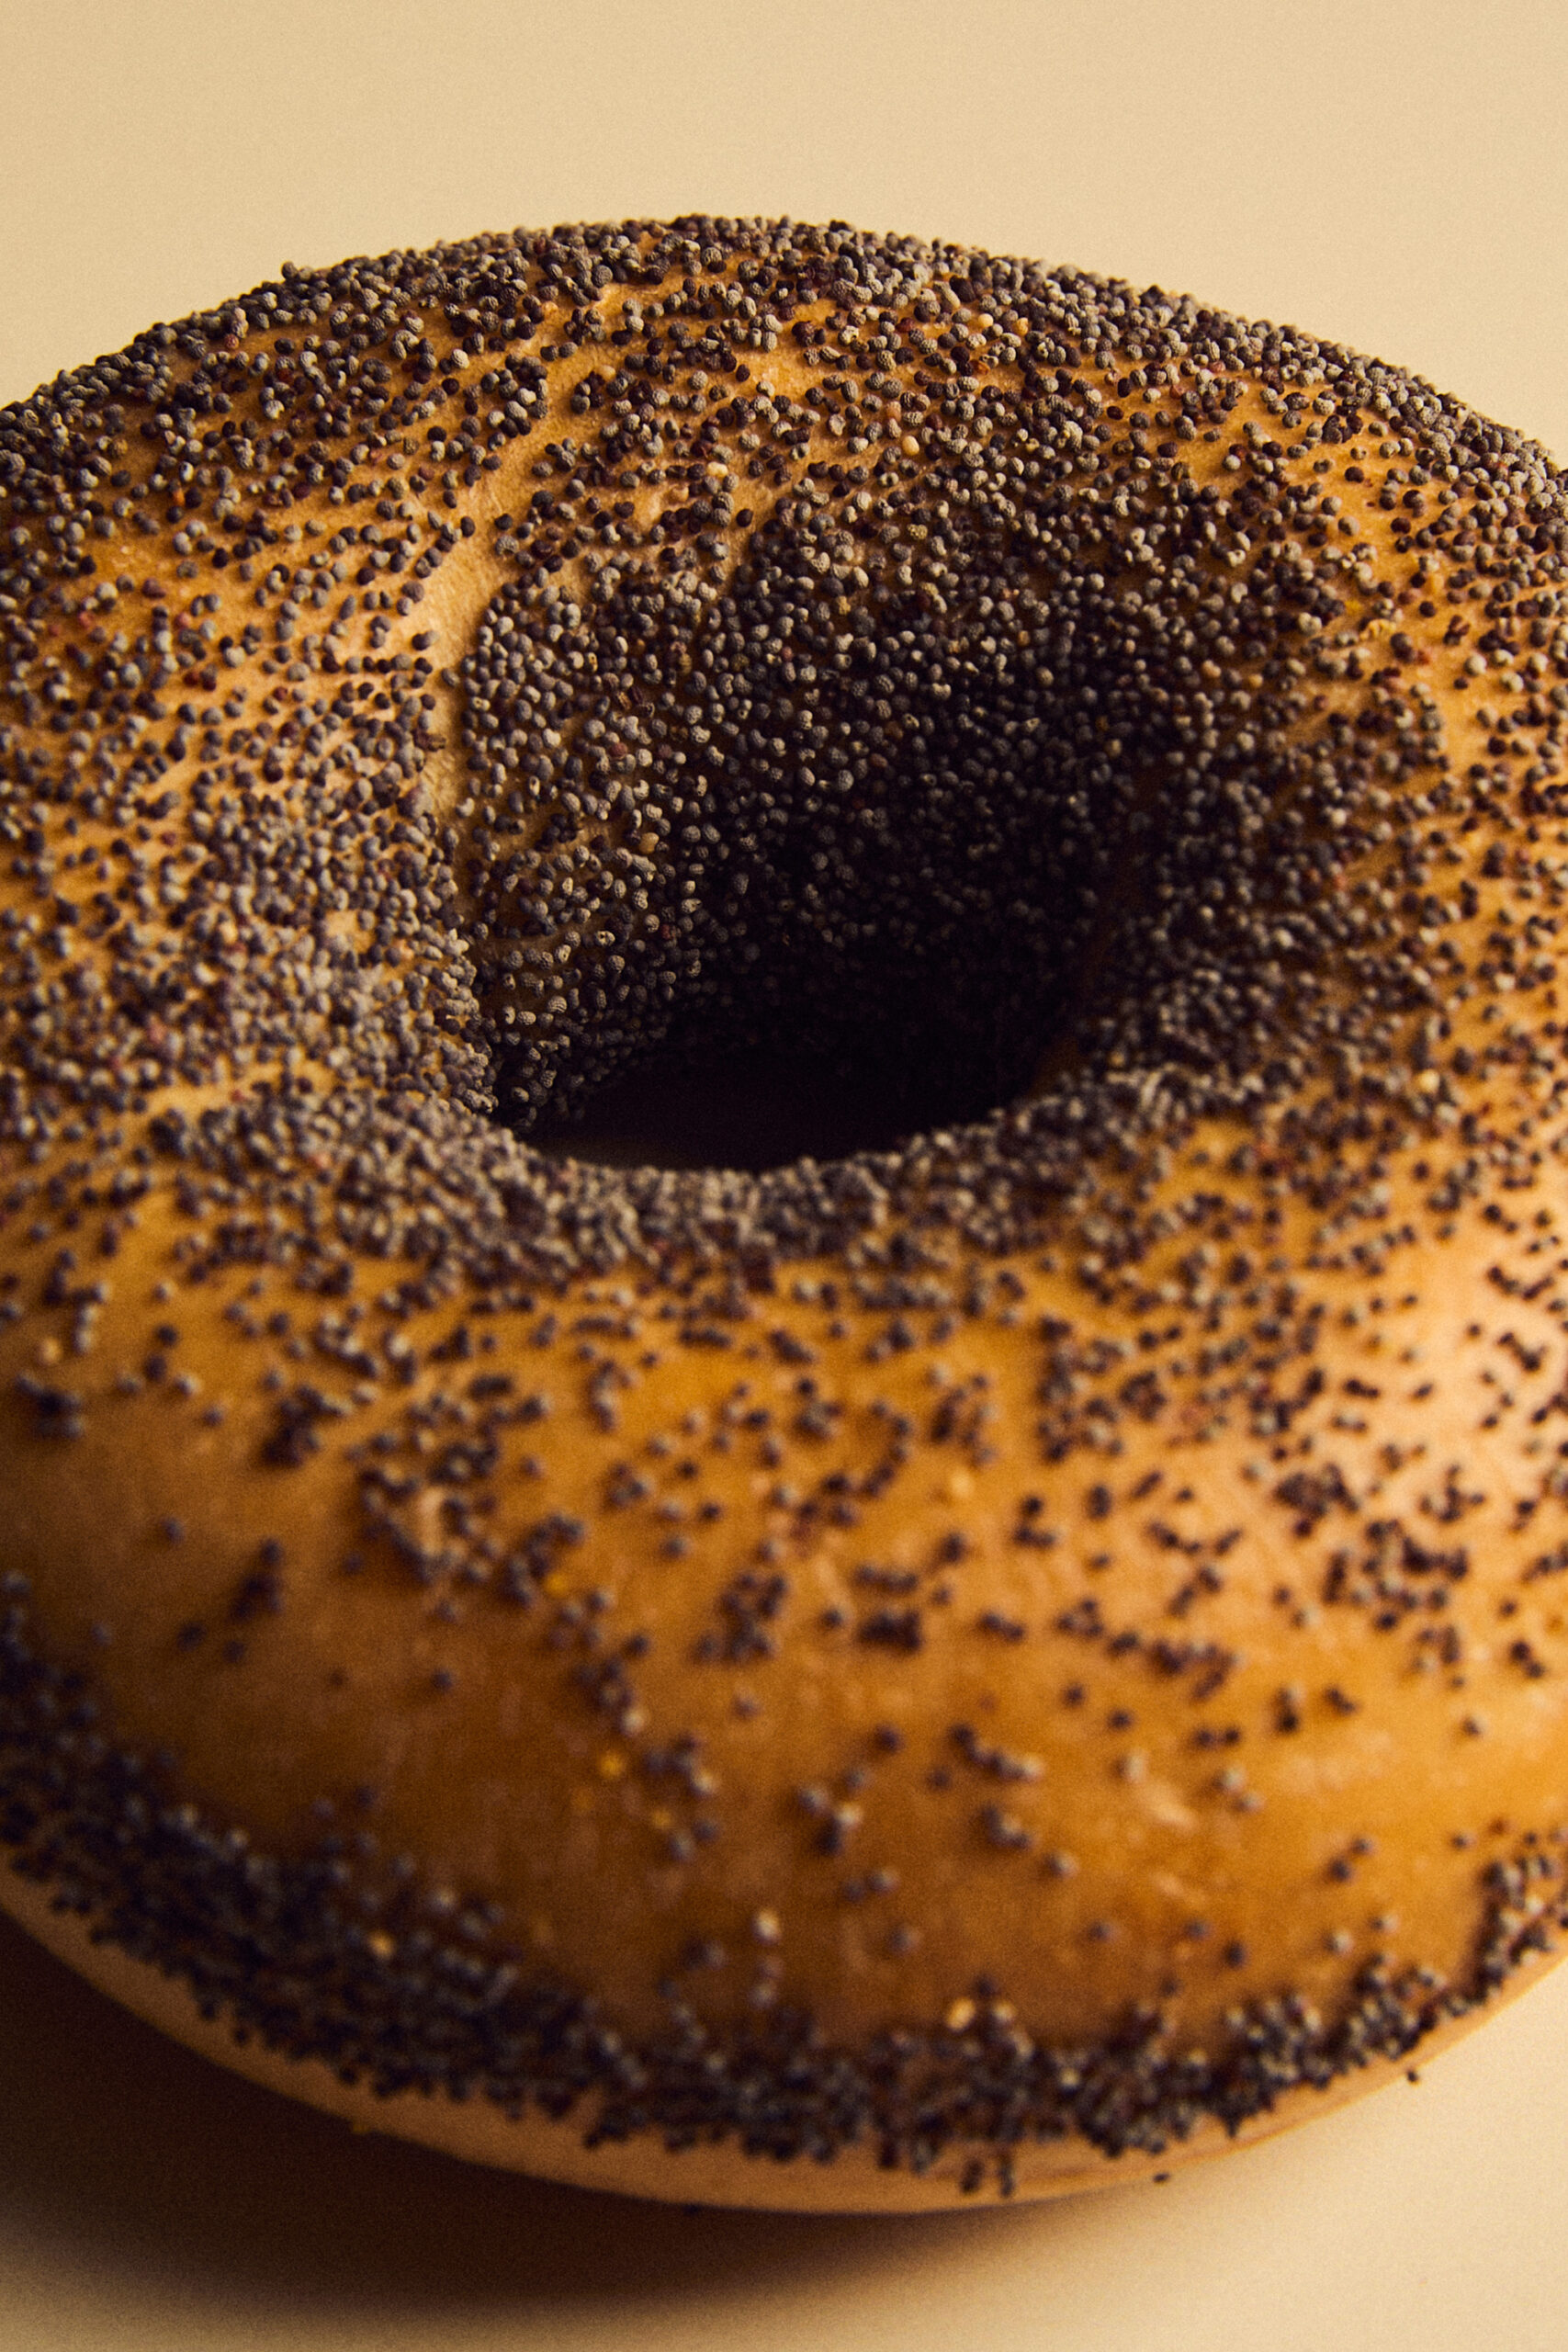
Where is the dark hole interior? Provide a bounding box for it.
[528,1035,1003,1172]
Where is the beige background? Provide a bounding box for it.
[3,2,1568,2346]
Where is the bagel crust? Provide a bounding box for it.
[3,217,1568,2209]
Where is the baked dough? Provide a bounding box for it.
[2,218,1567,2205]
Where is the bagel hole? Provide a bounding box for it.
[494,704,1111,1175]
[471,525,1172,1175]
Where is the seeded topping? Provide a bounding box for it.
[2,218,1568,2195]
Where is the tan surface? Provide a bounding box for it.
[3,0,1567,2342]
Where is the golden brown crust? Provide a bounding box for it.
[3,219,1568,2206]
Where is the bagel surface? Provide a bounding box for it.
[3,217,1568,2208]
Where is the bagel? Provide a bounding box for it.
[3,217,1568,2211]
